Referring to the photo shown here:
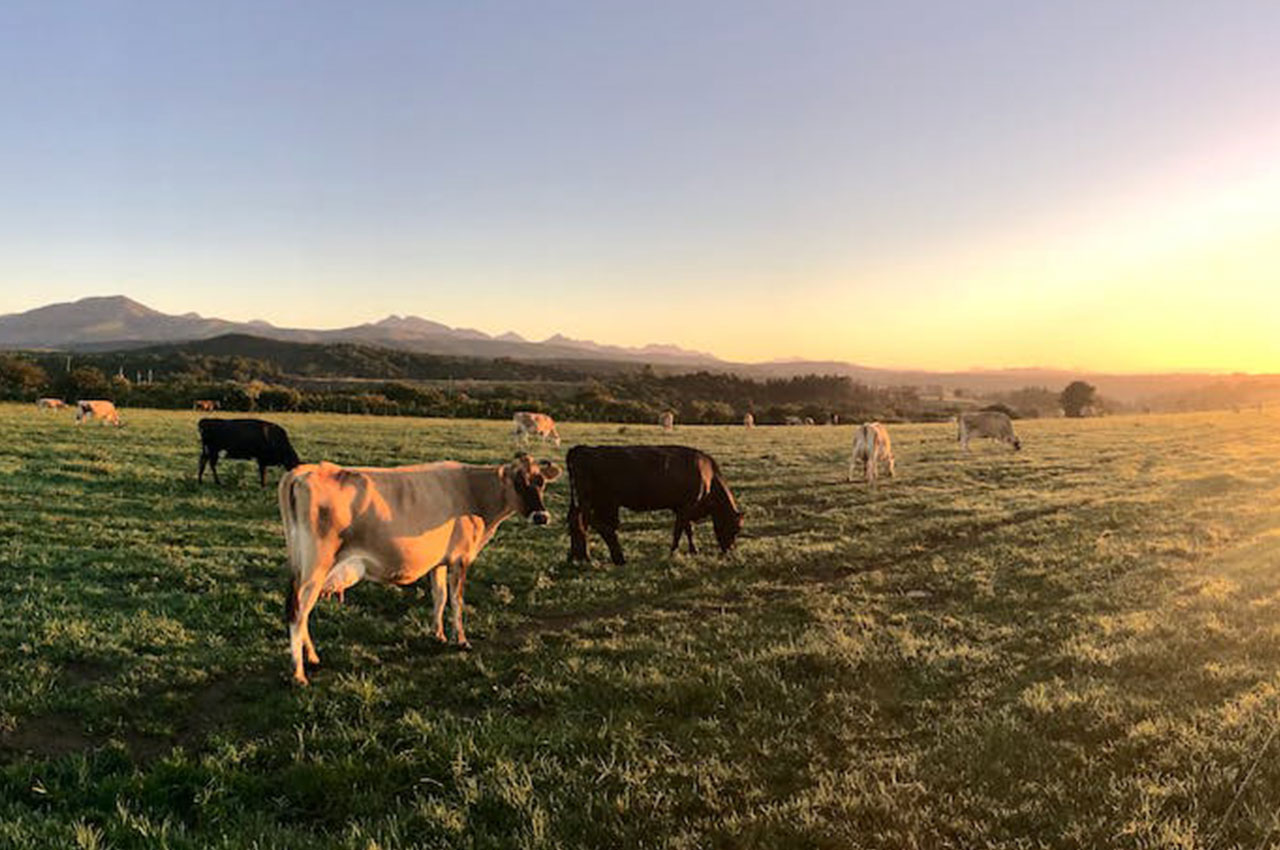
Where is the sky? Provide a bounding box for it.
[1,1,1278,372]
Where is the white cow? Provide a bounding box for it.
[743,412,755,429]
[76,400,122,427]
[850,422,895,482]
[659,411,675,432]
[958,411,1021,451]
[512,411,561,446]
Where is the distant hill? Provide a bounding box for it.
[2,296,1275,405]
[0,295,723,367]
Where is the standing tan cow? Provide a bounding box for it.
[512,411,561,446]
[75,400,121,426]
[850,422,895,482]
[659,411,675,431]
[743,412,755,429]
[958,411,1021,451]
[279,454,561,685]
[36,398,67,411]
[193,399,218,412]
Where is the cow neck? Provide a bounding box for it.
[464,464,518,528]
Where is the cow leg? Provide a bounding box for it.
[258,460,268,488]
[592,505,625,565]
[446,559,472,649]
[429,565,448,642]
[287,539,338,685]
[886,451,896,477]
[671,508,697,555]
[209,454,221,485]
[567,502,590,562]
[198,449,208,484]
[289,578,325,685]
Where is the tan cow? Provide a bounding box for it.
[75,400,121,426]
[279,453,561,685]
[958,411,1022,451]
[659,411,675,432]
[512,411,560,446]
[193,399,218,412]
[36,398,67,411]
[743,412,755,429]
[850,422,895,482]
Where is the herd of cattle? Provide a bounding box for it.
[35,397,1022,684]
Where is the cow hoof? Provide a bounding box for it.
[457,640,473,652]
[292,673,310,687]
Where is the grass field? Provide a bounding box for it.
[2,404,1279,848]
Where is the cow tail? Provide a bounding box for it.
[279,470,305,623]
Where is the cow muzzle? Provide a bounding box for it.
[530,511,550,526]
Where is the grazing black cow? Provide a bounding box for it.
[198,418,301,487]
[566,445,743,565]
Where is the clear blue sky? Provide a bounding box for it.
[3,1,1279,370]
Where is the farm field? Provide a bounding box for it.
[2,404,1280,848]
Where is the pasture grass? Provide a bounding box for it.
[2,404,1280,848]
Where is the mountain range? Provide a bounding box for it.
[0,296,721,366]
[0,295,1272,404]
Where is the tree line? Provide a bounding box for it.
[0,339,1122,423]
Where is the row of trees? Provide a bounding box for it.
[0,350,1114,423]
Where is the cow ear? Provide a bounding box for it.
[540,461,562,482]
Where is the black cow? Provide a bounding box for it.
[198,418,302,487]
[566,445,744,565]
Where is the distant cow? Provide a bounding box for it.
[850,422,895,482]
[958,411,1022,451]
[198,418,302,486]
[803,416,815,426]
[193,399,218,412]
[36,398,67,411]
[566,445,743,565]
[512,411,561,446]
[76,400,121,426]
[743,413,755,429]
[784,416,803,426]
[279,453,561,684]
[659,411,675,431]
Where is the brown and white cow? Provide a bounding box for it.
[36,398,67,411]
[743,412,755,429]
[850,422,895,482]
[279,453,561,685]
[659,411,675,432]
[193,399,218,412]
[512,411,561,446]
[75,400,121,426]
[958,411,1022,451]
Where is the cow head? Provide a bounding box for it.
[712,507,745,553]
[506,453,562,525]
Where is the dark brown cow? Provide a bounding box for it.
[199,418,302,486]
[566,445,743,565]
